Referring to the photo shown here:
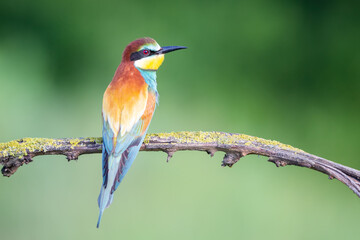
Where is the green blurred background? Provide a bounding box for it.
[0,0,359,239]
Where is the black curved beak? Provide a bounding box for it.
[156,46,187,54]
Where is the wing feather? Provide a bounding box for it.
[101,78,148,191]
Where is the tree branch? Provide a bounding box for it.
[1,131,359,198]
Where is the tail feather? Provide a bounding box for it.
[97,184,114,228]
[97,209,103,228]
[97,155,121,227]
[97,135,145,228]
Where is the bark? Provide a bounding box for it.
[1,131,359,197]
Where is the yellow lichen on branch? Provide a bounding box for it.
[145,131,303,152]
[0,138,58,159]
[0,137,102,161]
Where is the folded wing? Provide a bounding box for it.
[97,79,149,228]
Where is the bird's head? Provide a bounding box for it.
[122,37,186,71]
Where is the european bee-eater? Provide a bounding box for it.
[97,37,186,228]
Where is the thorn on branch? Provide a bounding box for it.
[206,149,217,157]
[268,157,288,167]
[66,152,80,161]
[165,150,175,163]
[222,152,243,167]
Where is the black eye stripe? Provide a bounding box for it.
[130,49,155,61]
[130,52,142,61]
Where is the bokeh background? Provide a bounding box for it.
[0,0,359,239]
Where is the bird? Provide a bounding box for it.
[97,37,186,228]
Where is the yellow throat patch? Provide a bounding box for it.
[134,54,165,71]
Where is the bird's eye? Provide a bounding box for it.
[143,49,150,55]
